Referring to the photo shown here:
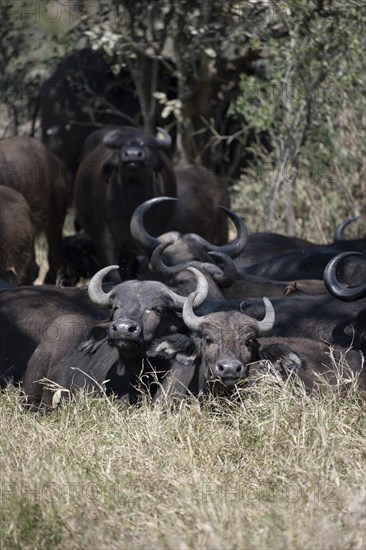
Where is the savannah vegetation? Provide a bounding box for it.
[0,375,365,549]
[0,1,365,548]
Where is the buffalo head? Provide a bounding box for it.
[182,268,275,389]
[102,127,172,183]
[88,265,208,359]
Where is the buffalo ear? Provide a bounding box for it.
[258,343,306,372]
[78,322,110,355]
[148,333,197,362]
[103,130,123,149]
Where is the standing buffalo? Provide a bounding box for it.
[73,126,176,279]
[0,186,38,286]
[0,136,67,283]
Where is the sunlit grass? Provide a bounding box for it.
[1,371,365,549]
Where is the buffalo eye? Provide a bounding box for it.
[246,338,259,352]
[204,334,214,345]
[111,305,120,317]
[146,307,162,316]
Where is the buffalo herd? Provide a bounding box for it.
[0,55,365,412]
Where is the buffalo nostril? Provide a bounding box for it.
[215,360,244,378]
[112,325,117,332]
[128,325,138,333]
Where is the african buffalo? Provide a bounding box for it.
[73,126,176,279]
[130,196,249,265]
[0,136,67,283]
[21,266,208,410]
[130,198,326,299]
[147,242,237,297]
[150,269,365,398]
[0,186,38,286]
[149,268,274,398]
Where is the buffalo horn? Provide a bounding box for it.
[334,216,361,242]
[102,129,122,149]
[181,268,210,331]
[187,206,248,259]
[182,296,204,332]
[206,252,237,287]
[163,267,209,309]
[88,265,119,306]
[131,198,248,258]
[130,196,178,253]
[183,292,275,334]
[151,244,237,288]
[254,297,275,334]
[155,127,172,150]
[323,251,366,301]
[151,240,179,278]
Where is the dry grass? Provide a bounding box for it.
[231,92,366,242]
[231,172,366,244]
[0,374,365,550]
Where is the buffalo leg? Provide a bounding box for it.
[44,216,65,285]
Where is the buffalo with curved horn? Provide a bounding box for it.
[151,268,366,397]
[130,196,249,264]
[147,241,237,298]
[150,267,275,394]
[73,126,177,280]
[87,264,209,311]
[22,265,210,410]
